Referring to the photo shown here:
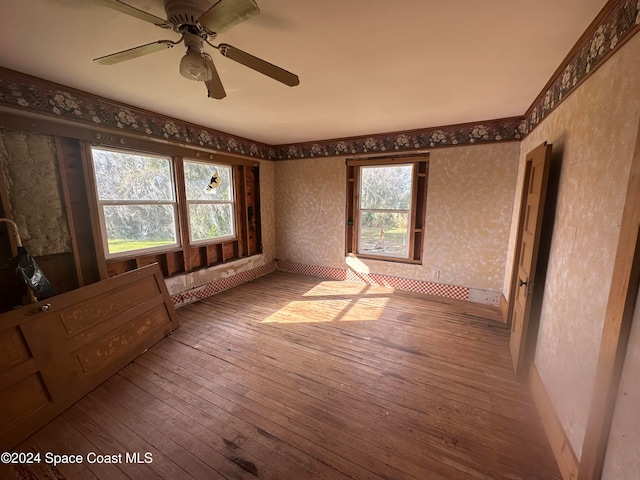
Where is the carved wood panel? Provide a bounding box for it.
[0,263,179,451]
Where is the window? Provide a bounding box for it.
[359,164,413,258]
[88,146,260,276]
[346,156,428,263]
[91,147,178,257]
[184,160,235,243]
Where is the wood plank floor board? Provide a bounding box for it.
[202,288,510,359]
[179,304,530,412]
[239,380,493,480]
[62,399,173,480]
[175,306,525,412]
[184,288,527,391]
[137,345,404,480]
[171,320,524,448]
[140,344,429,480]
[40,416,130,480]
[23,417,100,480]
[98,376,261,480]
[117,361,333,480]
[10,272,561,480]
[164,320,554,480]
[179,302,515,387]
[86,386,224,480]
[161,278,560,476]
[174,311,543,437]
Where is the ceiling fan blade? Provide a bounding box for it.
[218,43,299,87]
[204,55,226,99]
[197,0,260,33]
[93,0,171,28]
[94,40,176,65]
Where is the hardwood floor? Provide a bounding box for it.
[3,272,561,480]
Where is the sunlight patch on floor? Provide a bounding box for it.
[262,295,389,323]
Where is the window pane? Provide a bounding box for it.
[189,203,234,241]
[92,148,174,201]
[103,205,177,254]
[358,212,409,258]
[360,165,412,210]
[184,161,233,201]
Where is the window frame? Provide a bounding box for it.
[183,159,237,245]
[90,146,180,259]
[85,141,262,278]
[346,155,429,264]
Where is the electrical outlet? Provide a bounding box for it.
[432,269,440,279]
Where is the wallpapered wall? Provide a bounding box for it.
[274,142,520,298]
[510,32,640,466]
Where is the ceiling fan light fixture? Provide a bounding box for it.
[179,48,211,81]
[93,0,298,96]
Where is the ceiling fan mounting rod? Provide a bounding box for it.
[178,23,213,40]
[183,31,205,53]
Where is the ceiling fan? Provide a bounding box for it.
[93,0,299,99]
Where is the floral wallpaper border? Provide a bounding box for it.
[0,0,638,160]
[520,0,640,134]
[0,68,277,160]
[274,118,526,160]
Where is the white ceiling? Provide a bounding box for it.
[0,0,607,145]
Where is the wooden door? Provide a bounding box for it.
[509,142,552,377]
[0,263,179,451]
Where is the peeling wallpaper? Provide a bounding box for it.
[510,32,640,458]
[275,142,519,295]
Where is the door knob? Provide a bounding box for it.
[519,278,528,287]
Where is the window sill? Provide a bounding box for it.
[347,253,423,265]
